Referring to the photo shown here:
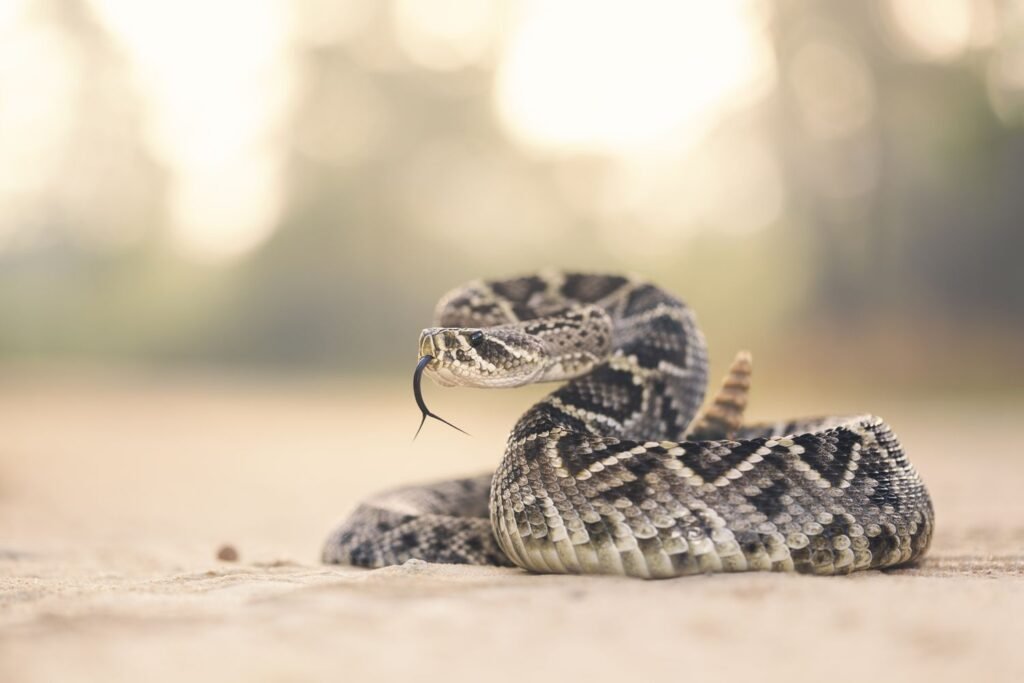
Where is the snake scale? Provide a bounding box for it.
[323,272,934,578]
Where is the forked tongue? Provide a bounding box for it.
[413,354,470,439]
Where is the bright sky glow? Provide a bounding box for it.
[87,0,293,262]
[495,0,775,156]
[0,5,79,247]
[4,0,782,260]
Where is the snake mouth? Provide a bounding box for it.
[416,329,462,387]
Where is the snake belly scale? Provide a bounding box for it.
[323,272,934,578]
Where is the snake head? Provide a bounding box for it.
[417,326,547,388]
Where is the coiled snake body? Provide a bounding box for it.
[324,273,933,578]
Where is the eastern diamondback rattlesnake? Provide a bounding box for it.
[323,272,933,578]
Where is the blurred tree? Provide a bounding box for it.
[1,0,1021,391]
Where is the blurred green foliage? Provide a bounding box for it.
[0,0,1021,394]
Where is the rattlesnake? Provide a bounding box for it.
[323,272,933,577]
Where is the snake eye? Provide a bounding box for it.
[469,331,485,347]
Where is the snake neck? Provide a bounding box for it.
[532,305,614,382]
[515,287,709,444]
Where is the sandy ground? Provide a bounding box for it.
[1,375,1022,682]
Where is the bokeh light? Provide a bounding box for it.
[790,38,875,140]
[985,4,1024,126]
[393,0,500,71]
[0,9,79,247]
[289,0,373,48]
[881,0,976,62]
[495,1,775,156]
[87,0,293,262]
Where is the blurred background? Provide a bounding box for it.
[2,0,1023,395]
[4,5,1024,678]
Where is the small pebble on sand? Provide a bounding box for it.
[216,545,239,562]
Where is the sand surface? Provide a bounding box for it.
[1,377,1022,682]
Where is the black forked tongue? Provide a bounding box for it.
[413,354,469,439]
